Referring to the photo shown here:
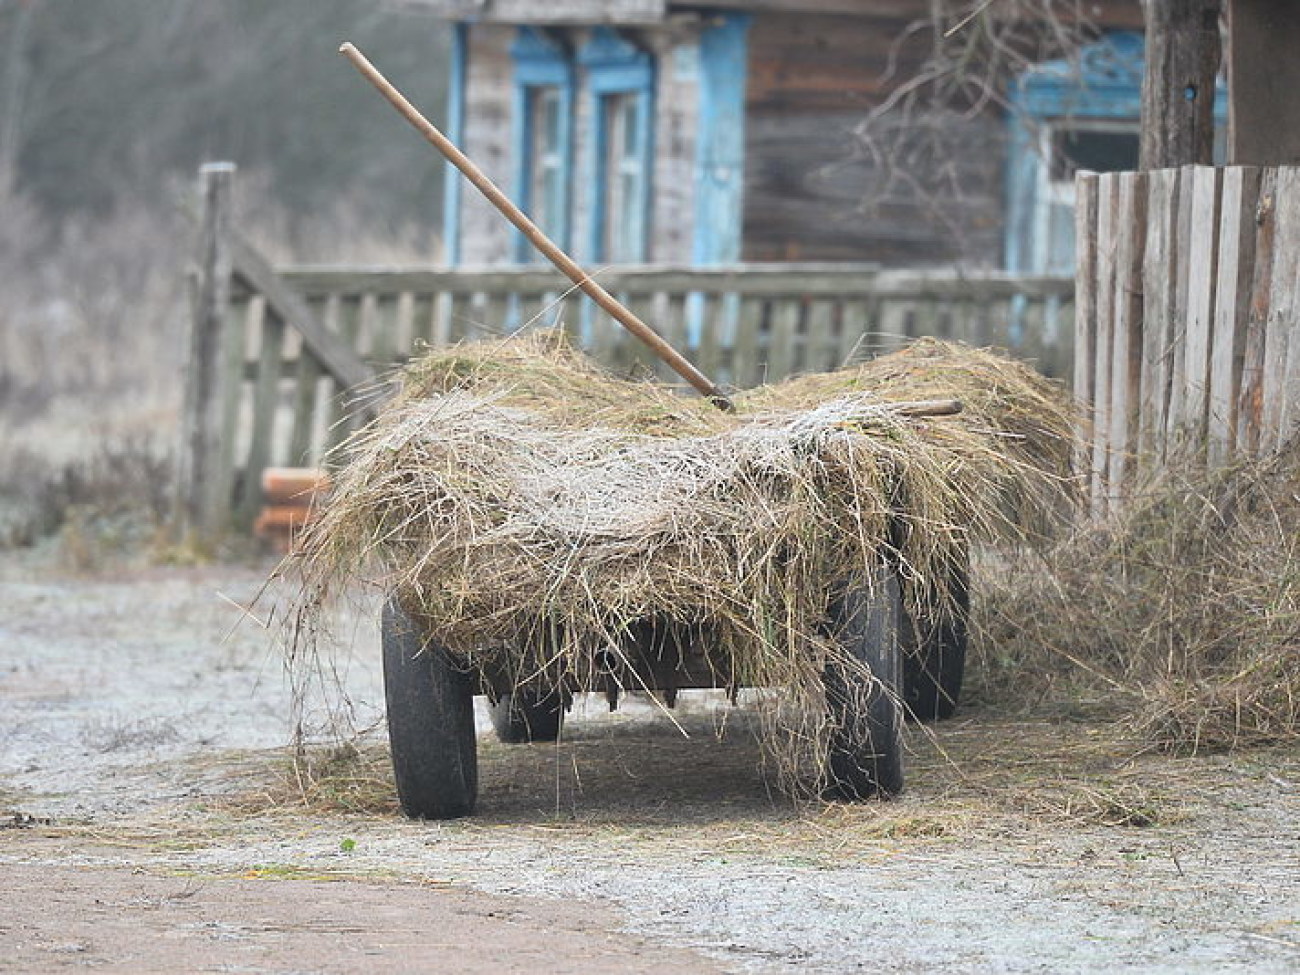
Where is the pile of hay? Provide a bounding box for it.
[981,445,1300,753]
[290,331,1076,790]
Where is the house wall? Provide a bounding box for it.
[653,40,700,262]
[740,2,1143,266]
[742,10,1005,266]
[453,3,1146,269]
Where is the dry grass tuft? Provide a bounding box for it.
[283,331,1077,793]
[283,743,400,817]
[980,443,1300,753]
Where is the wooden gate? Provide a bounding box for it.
[177,163,1075,534]
[1075,164,1300,512]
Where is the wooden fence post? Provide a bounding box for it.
[1138,167,1182,464]
[176,162,236,537]
[1105,171,1149,509]
[1073,173,1100,501]
[1208,166,1262,464]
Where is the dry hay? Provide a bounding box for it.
[980,443,1300,753]
[287,331,1076,792]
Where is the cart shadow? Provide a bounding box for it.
[473,694,799,824]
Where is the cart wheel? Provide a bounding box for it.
[381,598,478,819]
[902,551,969,722]
[490,689,565,743]
[824,568,905,799]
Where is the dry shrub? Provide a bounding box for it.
[980,444,1300,753]
[286,331,1076,793]
[0,432,173,556]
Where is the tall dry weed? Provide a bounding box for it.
[978,444,1300,752]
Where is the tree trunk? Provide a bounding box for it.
[1140,0,1223,169]
[0,0,38,178]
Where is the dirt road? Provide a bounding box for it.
[1,556,1297,973]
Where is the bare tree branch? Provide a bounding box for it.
[849,0,1103,258]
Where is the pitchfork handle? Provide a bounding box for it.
[339,42,734,412]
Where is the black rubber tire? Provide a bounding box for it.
[489,689,565,743]
[381,598,478,820]
[902,552,969,722]
[823,568,905,799]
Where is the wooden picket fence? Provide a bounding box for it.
[1075,164,1300,513]
[177,163,1075,534]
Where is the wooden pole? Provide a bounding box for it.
[1140,0,1222,169]
[176,161,236,537]
[889,399,963,418]
[338,41,734,411]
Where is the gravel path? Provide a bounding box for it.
[2,558,1296,973]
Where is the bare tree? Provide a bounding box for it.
[855,0,1229,222]
[847,1,1109,251]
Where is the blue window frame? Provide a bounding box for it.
[512,28,575,263]
[579,28,655,263]
[443,23,468,265]
[1005,32,1227,273]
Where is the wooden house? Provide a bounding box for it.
[411,0,1154,271]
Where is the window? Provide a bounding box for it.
[600,91,647,262]
[512,29,574,262]
[1035,123,1141,274]
[1005,32,1225,274]
[528,86,566,243]
[580,28,654,264]
[1050,128,1142,180]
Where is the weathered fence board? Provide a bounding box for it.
[1104,171,1148,511]
[1089,176,1118,512]
[183,164,1076,533]
[1180,166,1222,443]
[1076,164,1300,511]
[1138,167,1180,461]
[1208,166,1261,464]
[1270,167,1300,450]
[1236,169,1277,455]
[1074,174,1100,479]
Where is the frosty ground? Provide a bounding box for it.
[1,556,1296,973]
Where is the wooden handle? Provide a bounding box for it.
[339,42,734,412]
[890,399,963,418]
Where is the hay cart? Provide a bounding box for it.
[380,548,968,820]
[326,46,1047,821]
